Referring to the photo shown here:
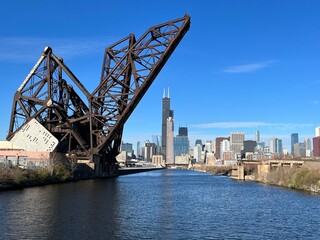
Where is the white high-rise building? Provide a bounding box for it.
[269,137,283,155]
[204,141,213,153]
[316,126,320,137]
[166,117,174,164]
[305,137,312,157]
[137,141,141,157]
[220,139,230,159]
[255,130,260,142]
[269,138,277,153]
[305,137,312,150]
[194,144,202,162]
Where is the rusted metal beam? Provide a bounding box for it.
[90,15,190,157]
[7,47,92,158]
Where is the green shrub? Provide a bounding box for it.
[290,169,320,190]
[53,162,71,181]
[36,168,50,182]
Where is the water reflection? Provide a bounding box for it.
[1,169,320,239]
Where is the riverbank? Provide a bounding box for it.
[0,165,166,191]
[192,165,233,176]
[0,165,71,191]
[194,164,320,193]
[251,167,320,193]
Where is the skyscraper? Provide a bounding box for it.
[178,127,188,136]
[313,136,320,157]
[144,141,157,162]
[152,135,161,154]
[166,117,174,164]
[305,138,312,150]
[255,130,260,142]
[291,133,299,155]
[220,139,230,159]
[161,88,173,160]
[277,139,283,156]
[293,142,306,157]
[241,140,257,158]
[313,126,320,157]
[121,142,133,153]
[204,141,213,153]
[194,143,202,162]
[137,141,141,158]
[305,137,312,157]
[269,138,283,156]
[174,135,189,157]
[195,139,202,146]
[269,138,278,153]
[230,132,245,157]
[174,127,189,157]
[215,137,229,159]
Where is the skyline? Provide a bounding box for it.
[1,1,320,150]
[125,89,314,151]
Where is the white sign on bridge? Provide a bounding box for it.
[10,118,59,152]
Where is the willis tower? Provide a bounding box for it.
[162,88,174,161]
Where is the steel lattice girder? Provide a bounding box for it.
[90,14,190,157]
[91,34,137,157]
[7,47,91,156]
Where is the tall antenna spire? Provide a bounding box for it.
[168,87,170,98]
[163,88,165,98]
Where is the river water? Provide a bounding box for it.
[0,169,320,239]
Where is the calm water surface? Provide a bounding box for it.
[0,169,320,239]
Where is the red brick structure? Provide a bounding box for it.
[215,137,229,159]
[313,136,320,157]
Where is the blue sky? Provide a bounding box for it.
[1,0,320,150]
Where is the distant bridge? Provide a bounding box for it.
[232,159,320,180]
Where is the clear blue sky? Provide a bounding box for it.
[1,0,320,150]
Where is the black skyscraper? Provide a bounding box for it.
[161,88,173,160]
[178,127,188,136]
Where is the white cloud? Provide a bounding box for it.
[191,122,270,129]
[191,121,313,130]
[0,36,113,63]
[222,60,275,73]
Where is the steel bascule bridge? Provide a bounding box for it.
[6,15,190,177]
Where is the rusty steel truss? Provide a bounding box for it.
[7,14,190,175]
